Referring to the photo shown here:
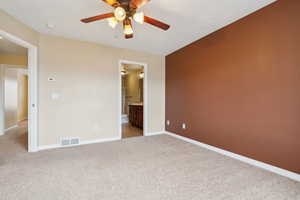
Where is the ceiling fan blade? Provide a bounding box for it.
[144,16,170,31]
[125,34,134,39]
[81,13,114,23]
[102,0,119,7]
[130,0,150,8]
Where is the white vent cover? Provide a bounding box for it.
[70,138,80,145]
[61,139,70,146]
[60,138,80,146]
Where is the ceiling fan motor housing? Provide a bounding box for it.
[118,0,131,3]
[116,0,137,18]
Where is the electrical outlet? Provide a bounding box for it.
[182,123,187,130]
[166,120,170,126]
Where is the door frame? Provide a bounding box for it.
[0,30,38,152]
[118,60,148,139]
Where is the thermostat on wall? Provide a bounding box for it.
[48,77,56,82]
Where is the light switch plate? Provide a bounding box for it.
[51,93,60,100]
[182,123,187,129]
[166,120,170,126]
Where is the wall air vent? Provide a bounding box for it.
[70,138,80,145]
[60,138,80,146]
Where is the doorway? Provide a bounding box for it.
[0,30,38,152]
[0,66,29,151]
[119,60,147,139]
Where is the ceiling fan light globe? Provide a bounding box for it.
[124,24,134,35]
[133,12,144,24]
[107,17,118,28]
[114,7,126,21]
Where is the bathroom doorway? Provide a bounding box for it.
[119,60,147,139]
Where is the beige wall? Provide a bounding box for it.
[0,54,27,66]
[17,74,28,121]
[0,9,39,46]
[127,70,143,103]
[122,69,143,115]
[0,9,165,147]
[39,35,165,146]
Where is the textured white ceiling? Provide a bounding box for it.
[0,37,27,56]
[0,0,277,55]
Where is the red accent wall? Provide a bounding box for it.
[166,0,300,174]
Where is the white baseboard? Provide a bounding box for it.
[80,137,120,145]
[38,137,120,151]
[39,133,165,151]
[4,125,18,132]
[165,131,300,182]
[38,144,61,151]
[145,131,164,136]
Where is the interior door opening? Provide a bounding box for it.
[120,61,146,139]
[0,30,38,152]
[1,65,29,151]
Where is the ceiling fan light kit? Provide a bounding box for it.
[133,12,144,24]
[114,6,126,21]
[123,18,134,35]
[107,17,118,28]
[81,0,170,39]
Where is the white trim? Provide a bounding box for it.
[145,131,164,136]
[118,60,148,139]
[81,137,120,145]
[0,65,5,136]
[0,30,39,152]
[38,137,120,151]
[4,125,18,132]
[165,131,300,182]
[38,144,61,151]
[38,132,165,151]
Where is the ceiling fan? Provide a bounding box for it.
[81,0,170,39]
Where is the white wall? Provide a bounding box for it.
[4,68,18,129]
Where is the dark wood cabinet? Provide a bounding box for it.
[129,105,143,129]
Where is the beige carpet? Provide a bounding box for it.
[0,125,299,200]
